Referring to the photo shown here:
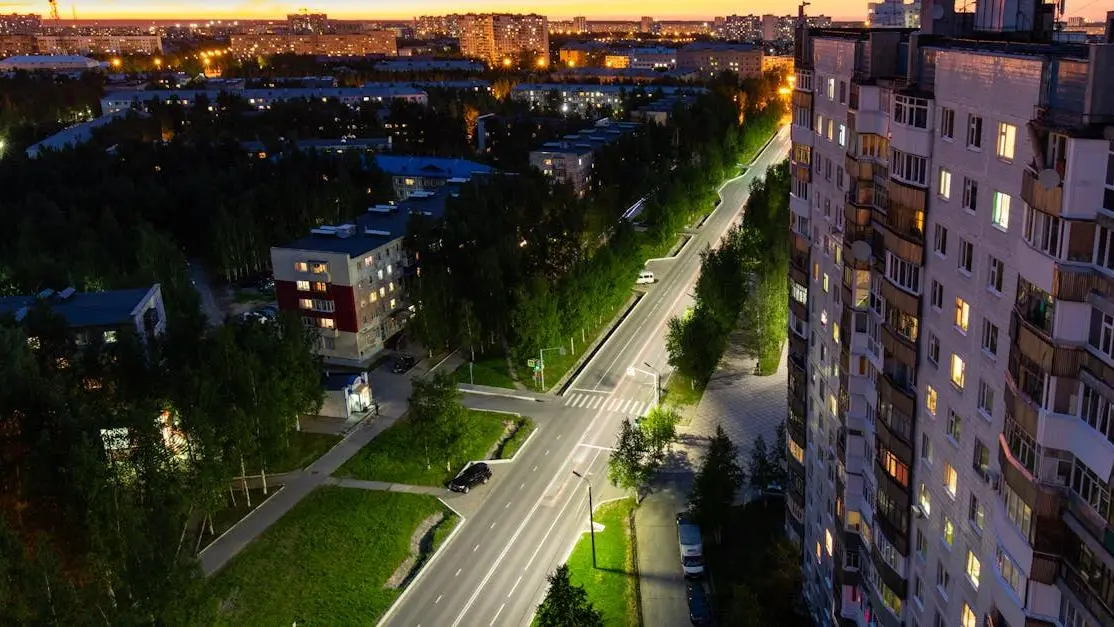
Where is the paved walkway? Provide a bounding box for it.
[325,476,448,496]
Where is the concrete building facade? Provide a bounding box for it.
[789,13,1114,627]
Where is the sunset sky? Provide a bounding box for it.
[8,0,1111,22]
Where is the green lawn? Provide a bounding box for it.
[198,487,456,626]
[266,431,341,473]
[566,498,639,627]
[496,418,535,459]
[452,349,517,389]
[336,409,509,486]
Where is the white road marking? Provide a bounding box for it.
[455,568,462,577]
[504,501,511,509]
[576,395,590,408]
[490,522,496,529]
[577,443,618,451]
[473,544,480,552]
[589,396,602,409]
[435,595,443,604]
[606,398,620,411]
[526,448,603,570]
[489,603,506,626]
[532,465,538,472]
[621,399,634,413]
[519,482,525,489]
[545,449,550,456]
[633,402,647,416]
[556,434,562,440]
[508,575,523,598]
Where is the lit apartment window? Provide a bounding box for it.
[313,281,327,293]
[938,168,952,200]
[996,122,1017,161]
[370,291,378,303]
[962,604,977,627]
[956,240,974,274]
[880,582,903,616]
[881,449,910,487]
[1003,483,1033,537]
[954,297,970,333]
[838,123,846,147]
[996,546,1024,599]
[822,273,829,292]
[1023,206,1061,257]
[939,107,955,139]
[992,192,1011,231]
[933,224,948,256]
[320,318,335,329]
[296,280,310,291]
[962,177,978,212]
[947,410,963,442]
[815,113,823,136]
[943,515,956,545]
[926,385,938,416]
[389,282,395,292]
[298,298,313,309]
[918,482,932,516]
[294,261,309,272]
[389,298,397,309]
[827,76,835,100]
[966,551,981,588]
[827,119,834,142]
[950,354,966,389]
[966,114,983,149]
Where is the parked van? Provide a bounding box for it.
[636,271,656,285]
[676,512,705,577]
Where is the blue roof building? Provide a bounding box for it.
[373,155,496,200]
[0,284,167,343]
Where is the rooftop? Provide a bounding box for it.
[0,286,157,328]
[281,184,463,256]
[373,155,495,179]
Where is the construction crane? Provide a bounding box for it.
[48,0,61,21]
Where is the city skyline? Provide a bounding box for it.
[18,0,1113,23]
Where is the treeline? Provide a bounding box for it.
[0,71,105,150]
[667,160,790,384]
[410,77,786,367]
[0,308,323,624]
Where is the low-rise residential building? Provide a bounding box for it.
[270,186,466,365]
[677,41,763,78]
[100,85,428,114]
[26,109,142,158]
[0,285,167,343]
[373,155,495,199]
[528,119,641,195]
[240,137,392,158]
[36,34,163,55]
[630,93,698,124]
[374,58,484,72]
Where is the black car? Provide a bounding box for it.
[392,354,416,374]
[686,581,713,625]
[448,462,492,493]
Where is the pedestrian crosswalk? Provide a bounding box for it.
[562,392,652,417]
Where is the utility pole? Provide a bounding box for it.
[572,470,597,568]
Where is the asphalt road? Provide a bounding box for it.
[379,126,790,627]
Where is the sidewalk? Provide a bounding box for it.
[326,476,447,496]
[634,481,690,627]
[199,395,411,575]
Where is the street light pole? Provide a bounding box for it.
[572,470,597,568]
[626,364,660,408]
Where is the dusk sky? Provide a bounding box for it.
[9,0,1110,22]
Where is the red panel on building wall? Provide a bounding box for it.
[275,280,358,333]
[330,284,358,332]
[275,280,302,312]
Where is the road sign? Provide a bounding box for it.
[527,359,537,368]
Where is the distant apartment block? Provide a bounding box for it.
[0,54,99,72]
[789,8,1114,627]
[375,57,484,72]
[529,119,641,196]
[713,13,830,41]
[100,85,428,114]
[868,0,922,28]
[415,14,462,39]
[458,12,549,67]
[677,42,763,78]
[239,137,392,158]
[229,32,397,58]
[36,34,163,55]
[0,285,167,343]
[271,184,474,365]
[0,12,40,35]
[288,12,329,34]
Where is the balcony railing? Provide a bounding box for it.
[1021,165,1063,218]
[1015,289,1055,336]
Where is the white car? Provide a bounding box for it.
[636,271,655,285]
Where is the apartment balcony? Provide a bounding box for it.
[845,153,882,184]
[879,276,919,320]
[1010,311,1083,379]
[789,334,808,373]
[880,322,917,369]
[790,258,809,288]
[878,368,916,420]
[791,121,814,147]
[1052,262,1114,303]
[872,209,924,266]
[1059,561,1114,626]
[846,179,875,208]
[1021,165,1064,218]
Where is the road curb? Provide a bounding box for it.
[376,504,468,627]
[629,509,645,627]
[197,484,288,566]
[486,423,539,465]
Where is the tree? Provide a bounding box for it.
[607,418,651,492]
[409,372,466,472]
[535,564,604,627]
[688,426,744,542]
[773,421,789,487]
[721,583,765,627]
[747,435,778,493]
[640,405,679,462]
[666,308,726,385]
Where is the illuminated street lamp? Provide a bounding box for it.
[502,57,512,68]
[111,58,122,69]
[571,470,597,568]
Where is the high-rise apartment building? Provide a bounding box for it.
[573,16,588,34]
[458,13,548,67]
[868,0,922,28]
[788,4,1114,627]
[415,14,462,39]
[287,12,328,34]
[229,32,397,58]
